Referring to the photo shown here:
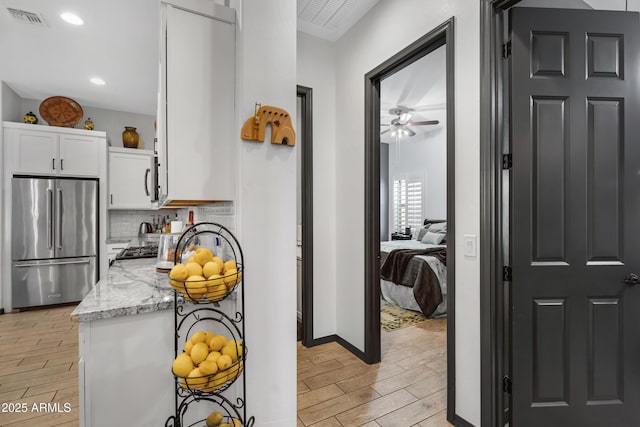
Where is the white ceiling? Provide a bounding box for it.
[296,0,380,42]
[380,45,446,144]
[0,0,159,115]
[0,0,380,117]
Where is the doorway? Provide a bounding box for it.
[481,2,640,426]
[297,85,314,347]
[364,18,456,422]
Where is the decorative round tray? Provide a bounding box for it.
[39,96,84,127]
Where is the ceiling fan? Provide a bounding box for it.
[380,106,439,137]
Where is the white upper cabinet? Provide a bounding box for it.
[157,2,235,206]
[108,148,155,210]
[11,129,57,174]
[3,122,104,178]
[58,134,100,177]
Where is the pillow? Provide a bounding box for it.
[416,226,430,241]
[421,231,446,245]
[428,222,447,233]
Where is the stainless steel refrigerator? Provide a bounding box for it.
[12,177,98,308]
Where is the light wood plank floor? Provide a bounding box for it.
[297,319,451,427]
[0,304,79,427]
[0,305,449,427]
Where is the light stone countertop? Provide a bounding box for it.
[71,258,174,322]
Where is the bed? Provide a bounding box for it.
[380,220,448,317]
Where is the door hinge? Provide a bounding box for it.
[503,265,512,282]
[502,153,512,170]
[503,40,512,59]
[503,375,512,394]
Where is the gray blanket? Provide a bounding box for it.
[380,247,447,317]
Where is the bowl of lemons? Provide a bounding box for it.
[172,330,245,395]
[168,247,242,303]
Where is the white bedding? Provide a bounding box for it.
[380,240,447,316]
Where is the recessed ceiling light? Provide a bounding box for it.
[60,12,84,26]
[90,77,106,86]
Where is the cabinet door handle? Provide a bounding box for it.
[52,158,55,170]
[61,159,64,170]
[110,194,113,205]
[144,168,150,196]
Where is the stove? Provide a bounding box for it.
[115,243,159,260]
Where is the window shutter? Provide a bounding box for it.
[393,176,423,233]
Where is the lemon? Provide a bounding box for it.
[206,282,227,302]
[186,368,207,390]
[169,264,189,280]
[193,250,214,267]
[184,340,194,355]
[206,351,222,363]
[204,331,215,346]
[209,371,228,389]
[185,262,203,277]
[212,256,224,269]
[223,260,237,273]
[222,341,243,362]
[201,381,215,393]
[196,247,214,256]
[216,354,233,371]
[223,269,240,288]
[225,362,243,382]
[172,353,194,377]
[206,411,224,427]
[199,360,219,376]
[185,276,206,301]
[187,256,196,264]
[170,279,184,292]
[190,342,209,365]
[209,336,227,352]
[203,261,222,278]
[190,331,207,344]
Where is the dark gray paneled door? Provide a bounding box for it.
[510,7,640,426]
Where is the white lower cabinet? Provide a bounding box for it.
[78,311,174,427]
[108,147,155,209]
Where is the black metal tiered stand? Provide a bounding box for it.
[164,223,255,427]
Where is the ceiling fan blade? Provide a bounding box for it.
[380,128,391,135]
[408,120,440,126]
[405,127,416,137]
[381,123,391,126]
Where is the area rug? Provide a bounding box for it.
[380,300,428,331]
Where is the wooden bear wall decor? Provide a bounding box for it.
[240,103,296,146]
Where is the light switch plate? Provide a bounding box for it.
[463,234,477,257]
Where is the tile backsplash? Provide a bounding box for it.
[108,210,177,238]
[108,203,235,238]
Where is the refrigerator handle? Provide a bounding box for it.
[56,188,63,249]
[144,168,151,196]
[15,259,91,268]
[47,189,53,249]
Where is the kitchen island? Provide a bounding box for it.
[71,258,175,427]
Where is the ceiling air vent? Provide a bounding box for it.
[6,8,47,27]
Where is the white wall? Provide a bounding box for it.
[333,1,481,424]
[0,82,22,313]
[2,82,21,122]
[388,107,447,224]
[296,32,337,339]
[235,0,297,425]
[20,99,155,149]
